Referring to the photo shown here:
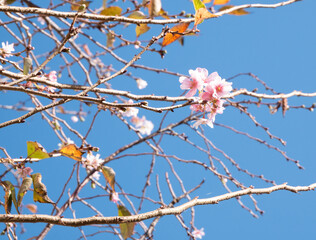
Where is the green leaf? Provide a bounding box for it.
[118,205,135,239]
[1,181,19,214]
[23,57,32,75]
[27,141,50,159]
[102,166,116,191]
[17,177,32,207]
[193,0,206,11]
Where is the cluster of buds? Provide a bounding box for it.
[179,68,232,128]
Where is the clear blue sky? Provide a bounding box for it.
[1,0,316,239]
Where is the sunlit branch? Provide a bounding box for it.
[0,0,300,25]
[0,183,314,226]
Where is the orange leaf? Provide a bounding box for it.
[203,0,212,3]
[162,22,190,47]
[59,144,83,161]
[25,204,37,213]
[195,7,217,26]
[219,5,250,15]
[213,0,230,5]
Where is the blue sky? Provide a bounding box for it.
[1,0,316,239]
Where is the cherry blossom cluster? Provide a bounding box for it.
[121,100,154,135]
[23,70,58,93]
[179,68,232,128]
[192,227,205,239]
[16,167,33,179]
[82,152,103,181]
[1,41,15,58]
[82,152,120,204]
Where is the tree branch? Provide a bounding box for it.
[0,0,301,25]
[0,183,314,227]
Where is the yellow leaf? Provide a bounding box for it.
[59,144,83,161]
[195,7,217,26]
[31,173,55,204]
[148,0,161,17]
[128,11,150,37]
[100,6,122,16]
[136,24,150,38]
[118,205,135,239]
[162,22,190,47]
[159,8,170,19]
[219,5,250,15]
[128,11,146,19]
[213,0,230,5]
[102,166,116,191]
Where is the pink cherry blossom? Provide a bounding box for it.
[16,167,33,178]
[131,115,142,126]
[1,41,15,58]
[46,71,58,92]
[48,71,57,82]
[139,119,154,135]
[200,83,216,101]
[211,98,225,115]
[71,115,79,123]
[192,118,214,129]
[179,68,205,97]
[83,153,102,169]
[91,171,101,180]
[181,68,232,129]
[190,103,212,113]
[82,153,103,181]
[190,104,204,112]
[111,192,120,204]
[192,228,205,239]
[37,17,45,25]
[131,116,154,135]
[136,78,147,89]
[207,77,233,98]
[189,68,209,83]
[204,71,221,84]
[122,100,139,117]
